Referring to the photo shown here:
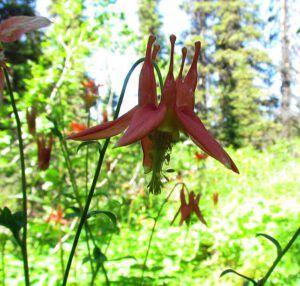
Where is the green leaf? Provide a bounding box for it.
[256,233,282,257]
[93,246,107,264]
[64,207,81,219]
[108,256,136,262]
[87,210,117,228]
[0,207,25,244]
[220,269,257,285]
[82,256,91,264]
[76,141,101,153]
[297,28,300,34]
[47,117,63,139]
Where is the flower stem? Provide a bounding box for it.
[3,67,30,286]
[140,183,184,285]
[62,57,146,286]
[259,227,300,285]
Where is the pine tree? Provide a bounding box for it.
[183,0,272,147]
[137,0,164,55]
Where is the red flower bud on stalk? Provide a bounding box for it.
[102,109,108,123]
[213,192,219,206]
[37,135,53,170]
[26,107,37,135]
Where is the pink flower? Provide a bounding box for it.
[0,16,51,97]
[0,16,51,43]
[171,186,207,226]
[69,35,239,193]
[69,35,164,173]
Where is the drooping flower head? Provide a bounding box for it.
[171,186,207,226]
[37,135,53,170]
[68,35,239,194]
[82,78,101,109]
[0,16,51,98]
[26,107,37,135]
[68,35,163,173]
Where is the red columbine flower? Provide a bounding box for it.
[171,186,207,226]
[195,152,208,161]
[37,135,53,170]
[69,35,165,173]
[46,207,68,226]
[0,16,51,97]
[68,35,238,194]
[70,122,87,133]
[82,78,102,109]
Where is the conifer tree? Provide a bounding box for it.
[183,0,272,147]
[137,0,164,55]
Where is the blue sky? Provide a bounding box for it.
[36,0,300,118]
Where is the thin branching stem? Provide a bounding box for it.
[140,183,185,286]
[260,227,300,285]
[3,68,30,286]
[62,57,147,286]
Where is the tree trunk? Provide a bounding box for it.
[280,0,292,136]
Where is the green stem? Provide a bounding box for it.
[260,227,300,285]
[58,135,96,275]
[140,183,184,285]
[62,57,146,286]
[1,239,6,286]
[100,263,110,286]
[90,263,109,286]
[59,138,83,209]
[152,61,163,94]
[85,111,91,197]
[3,68,30,286]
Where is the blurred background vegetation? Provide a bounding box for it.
[0,0,299,285]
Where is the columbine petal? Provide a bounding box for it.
[175,106,239,173]
[141,136,153,173]
[68,106,138,141]
[194,194,207,225]
[116,104,166,147]
[0,16,51,43]
[138,35,157,105]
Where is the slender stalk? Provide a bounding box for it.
[1,239,6,286]
[85,111,91,197]
[62,58,146,286]
[58,135,95,275]
[140,183,184,285]
[90,262,109,286]
[59,138,83,209]
[100,263,110,286]
[260,227,300,285]
[3,68,30,286]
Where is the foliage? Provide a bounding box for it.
[1,128,299,284]
[182,0,276,148]
[0,1,299,285]
[137,0,165,56]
